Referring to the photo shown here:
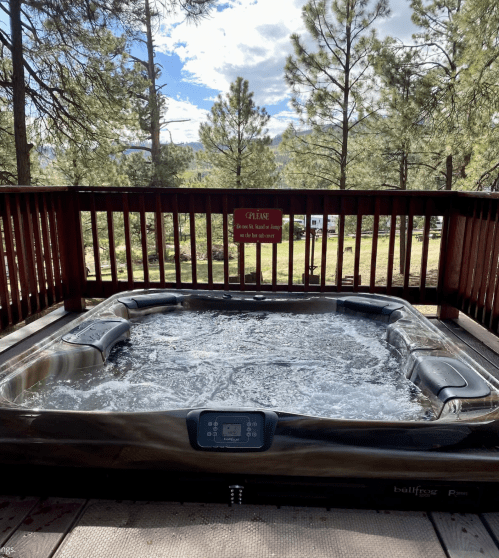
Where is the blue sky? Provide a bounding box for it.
[143,0,420,144]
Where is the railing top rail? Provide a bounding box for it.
[68,186,460,198]
[2,186,498,200]
[1,186,499,200]
[0,186,69,193]
[455,192,499,199]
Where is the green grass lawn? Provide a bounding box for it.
[94,234,442,287]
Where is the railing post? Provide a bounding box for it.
[437,202,465,320]
[57,190,86,312]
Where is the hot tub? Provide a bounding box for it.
[1,290,499,504]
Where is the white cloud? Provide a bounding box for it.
[161,98,210,143]
[157,0,418,110]
[156,0,306,106]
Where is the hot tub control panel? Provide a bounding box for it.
[186,410,278,452]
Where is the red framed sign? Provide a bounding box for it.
[233,209,283,243]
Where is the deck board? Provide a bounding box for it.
[0,496,40,547]
[482,514,499,547]
[3,497,86,558]
[53,502,446,558]
[431,512,499,557]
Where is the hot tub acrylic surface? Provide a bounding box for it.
[16,305,434,421]
[0,290,499,483]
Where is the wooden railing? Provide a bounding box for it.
[1,186,499,335]
[0,186,68,329]
[440,192,499,332]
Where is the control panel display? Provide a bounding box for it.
[186,409,278,452]
[223,423,241,437]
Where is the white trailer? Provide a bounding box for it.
[283,216,338,233]
[310,215,338,233]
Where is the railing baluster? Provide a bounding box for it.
[419,202,432,303]
[239,243,245,291]
[369,198,380,293]
[256,242,262,289]
[139,196,149,288]
[402,199,414,300]
[271,198,279,291]
[12,194,31,318]
[320,199,328,292]
[337,204,345,292]
[21,193,39,314]
[470,200,492,319]
[483,202,499,329]
[172,195,182,287]
[47,194,63,301]
[32,194,47,310]
[476,202,496,323]
[457,202,476,311]
[189,194,197,287]
[40,195,56,306]
[491,255,499,333]
[206,195,213,289]
[288,213,294,289]
[90,193,102,289]
[462,200,483,314]
[3,195,21,323]
[155,193,165,288]
[271,243,277,290]
[222,195,229,289]
[304,199,312,289]
[354,213,362,290]
[386,202,397,295]
[106,196,118,291]
[271,239,278,290]
[122,193,134,290]
[0,204,11,328]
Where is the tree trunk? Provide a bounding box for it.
[445,154,453,190]
[399,151,408,274]
[340,7,351,191]
[10,0,31,185]
[144,0,161,187]
[144,0,162,254]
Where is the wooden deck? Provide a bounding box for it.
[0,496,498,557]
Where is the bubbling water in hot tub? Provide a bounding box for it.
[17,309,434,420]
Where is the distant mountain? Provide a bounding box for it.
[179,128,316,153]
[178,142,204,152]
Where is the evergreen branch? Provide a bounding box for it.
[0,27,11,50]
[129,145,152,151]
[129,54,149,70]
[476,161,499,190]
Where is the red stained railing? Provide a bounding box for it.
[440,193,499,331]
[1,186,499,335]
[0,187,68,329]
[73,187,450,300]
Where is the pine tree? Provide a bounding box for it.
[122,144,194,187]
[0,0,145,184]
[284,0,390,190]
[198,77,278,189]
[128,0,215,186]
[403,0,468,190]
